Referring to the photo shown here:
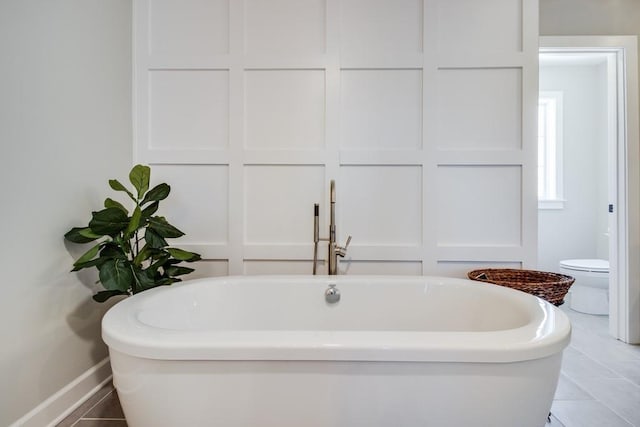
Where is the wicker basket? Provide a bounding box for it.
[467,268,575,306]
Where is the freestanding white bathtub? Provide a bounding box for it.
[103,275,571,427]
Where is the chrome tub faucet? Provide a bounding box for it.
[313,180,351,275]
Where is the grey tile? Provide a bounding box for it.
[563,308,609,335]
[607,359,640,385]
[83,390,125,419]
[553,374,593,401]
[571,329,640,363]
[571,377,640,426]
[562,345,583,358]
[561,349,621,380]
[547,413,565,427]
[562,307,640,361]
[56,383,115,427]
[74,421,128,427]
[551,400,633,427]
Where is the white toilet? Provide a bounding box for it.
[559,259,609,315]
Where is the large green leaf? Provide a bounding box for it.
[125,206,142,237]
[148,254,170,274]
[64,227,100,243]
[112,234,131,254]
[140,183,170,206]
[155,277,181,286]
[89,208,129,236]
[99,242,126,259]
[141,201,159,219]
[73,243,101,268]
[108,179,136,202]
[132,266,158,292]
[165,265,195,277]
[129,164,150,200]
[98,259,133,292]
[148,216,184,238]
[166,248,201,262]
[92,290,128,303]
[132,244,151,266]
[71,256,109,272]
[78,228,103,240]
[104,198,129,214]
[144,228,167,249]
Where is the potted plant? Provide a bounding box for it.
[64,164,201,302]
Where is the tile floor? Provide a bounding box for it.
[548,305,640,427]
[58,305,640,427]
[57,382,126,427]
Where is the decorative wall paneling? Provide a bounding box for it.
[134,0,539,276]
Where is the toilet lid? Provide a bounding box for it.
[560,259,609,273]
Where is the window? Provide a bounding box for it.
[538,91,564,209]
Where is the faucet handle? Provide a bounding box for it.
[336,235,352,257]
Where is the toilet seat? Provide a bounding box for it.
[559,259,609,274]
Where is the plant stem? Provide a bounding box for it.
[129,264,139,295]
[135,230,140,259]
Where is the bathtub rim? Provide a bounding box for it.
[102,275,571,363]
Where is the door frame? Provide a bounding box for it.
[539,36,639,343]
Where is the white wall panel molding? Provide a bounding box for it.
[436,165,522,247]
[244,260,316,275]
[342,261,423,275]
[519,0,540,271]
[435,0,523,54]
[339,55,425,70]
[437,246,526,262]
[134,0,539,276]
[244,244,320,260]
[148,0,230,59]
[345,246,423,261]
[339,150,427,166]
[147,57,236,69]
[340,0,423,56]
[244,165,325,245]
[189,260,230,278]
[177,245,229,260]
[435,151,525,165]
[243,150,330,165]
[148,69,230,150]
[340,165,423,245]
[143,150,230,164]
[340,69,422,150]
[421,0,439,275]
[436,67,522,151]
[245,69,326,150]
[242,56,331,69]
[243,244,423,261]
[436,261,522,277]
[153,164,229,244]
[435,54,526,69]
[245,0,326,54]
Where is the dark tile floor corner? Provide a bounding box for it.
[56,382,127,427]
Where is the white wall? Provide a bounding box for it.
[540,0,640,37]
[538,61,609,272]
[134,0,540,278]
[0,1,131,425]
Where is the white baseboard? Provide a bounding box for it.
[9,357,112,427]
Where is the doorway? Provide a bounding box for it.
[539,36,640,344]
